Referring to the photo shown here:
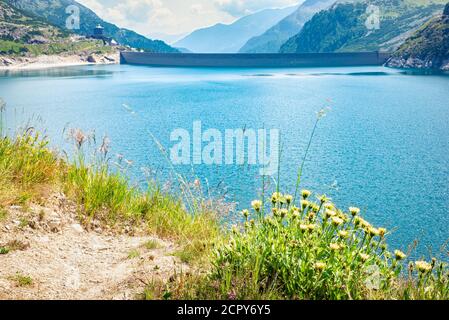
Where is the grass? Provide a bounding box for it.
[0,132,62,207]
[63,148,220,263]
[127,249,140,259]
[2,109,449,300]
[0,124,220,264]
[145,239,162,250]
[9,273,33,287]
[0,207,7,221]
[143,110,449,301]
[0,240,29,255]
[151,193,449,300]
[0,39,116,57]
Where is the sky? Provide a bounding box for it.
[77,0,300,42]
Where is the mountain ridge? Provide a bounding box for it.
[174,6,298,53]
[280,0,447,53]
[5,0,178,53]
[386,3,449,70]
[239,0,335,53]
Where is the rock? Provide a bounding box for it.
[0,57,14,66]
[48,218,62,233]
[385,57,404,68]
[87,55,97,63]
[71,224,84,234]
[94,228,103,234]
[444,3,449,16]
[103,55,115,62]
[28,220,38,230]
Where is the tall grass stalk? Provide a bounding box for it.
[0,98,6,137]
[293,109,326,204]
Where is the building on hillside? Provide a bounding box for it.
[93,24,104,39]
[90,24,117,46]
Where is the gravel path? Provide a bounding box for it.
[0,194,185,300]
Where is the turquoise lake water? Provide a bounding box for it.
[0,64,448,259]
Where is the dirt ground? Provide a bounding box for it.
[0,193,186,300]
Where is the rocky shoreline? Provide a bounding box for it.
[0,52,120,70]
[386,56,449,71]
[385,4,449,72]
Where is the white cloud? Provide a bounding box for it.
[78,0,177,33]
[190,3,206,15]
[77,0,299,35]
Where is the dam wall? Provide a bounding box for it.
[120,52,391,68]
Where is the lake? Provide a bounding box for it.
[0,64,448,259]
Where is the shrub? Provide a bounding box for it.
[158,191,449,300]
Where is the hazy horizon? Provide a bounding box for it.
[77,0,303,41]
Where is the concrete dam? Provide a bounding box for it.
[120,52,391,68]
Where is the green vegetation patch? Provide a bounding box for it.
[9,273,33,287]
[154,192,449,300]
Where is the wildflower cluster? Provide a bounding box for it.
[212,190,449,300]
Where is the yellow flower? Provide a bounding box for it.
[272,207,279,217]
[318,194,329,204]
[378,228,387,238]
[271,192,282,204]
[349,207,360,216]
[331,216,344,227]
[310,203,320,213]
[330,243,342,251]
[241,209,250,218]
[280,208,288,218]
[300,224,308,232]
[394,250,406,261]
[251,200,262,212]
[367,227,380,237]
[284,194,293,204]
[360,253,370,262]
[307,224,316,232]
[338,213,349,222]
[324,209,337,219]
[415,261,432,273]
[279,195,287,205]
[355,217,371,229]
[307,212,316,221]
[300,200,310,209]
[292,209,300,219]
[314,262,326,271]
[338,230,349,239]
[301,189,312,199]
[362,220,372,229]
[324,203,335,210]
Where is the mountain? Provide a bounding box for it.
[0,0,68,46]
[387,3,449,70]
[239,0,335,53]
[0,0,120,67]
[280,0,447,53]
[148,32,187,45]
[4,0,178,53]
[174,6,298,53]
